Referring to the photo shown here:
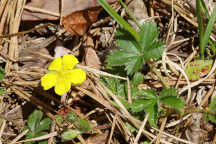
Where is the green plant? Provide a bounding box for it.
[61,112,93,141]
[98,0,165,75]
[24,110,51,144]
[204,97,216,124]
[0,66,7,97]
[196,0,216,59]
[101,75,184,127]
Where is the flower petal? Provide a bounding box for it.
[41,72,57,90]
[69,68,86,84]
[48,57,62,71]
[62,54,79,69]
[54,77,71,95]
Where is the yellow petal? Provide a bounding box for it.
[48,57,62,71]
[54,77,71,95]
[69,68,86,84]
[41,72,57,90]
[62,54,79,69]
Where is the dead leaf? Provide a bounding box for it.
[62,7,102,36]
[22,0,116,36]
[84,36,101,69]
[22,0,116,20]
[86,130,109,144]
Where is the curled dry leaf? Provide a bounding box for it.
[22,0,116,35]
[62,7,102,36]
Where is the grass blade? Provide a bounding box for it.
[196,0,205,59]
[202,7,216,52]
[97,0,140,41]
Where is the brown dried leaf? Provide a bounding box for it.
[84,36,101,69]
[62,7,102,36]
[86,130,109,144]
[22,0,116,35]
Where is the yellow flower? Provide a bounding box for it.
[41,54,86,95]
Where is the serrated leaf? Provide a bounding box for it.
[143,40,165,60]
[107,29,143,75]
[130,89,159,127]
[35,118,51,133]
[137,89,157,100]
[100,77,127,98]
[160,96,184,114]
[27,110,43,132]
[132,72,143,86]
[116,29,141,52]
[61,129,81,140]
[130,99,156,113]
[145,101,158,127]
[124,56,143,74]
[159,88,178,98]
[139,22,158,51]
[185,60,213,80]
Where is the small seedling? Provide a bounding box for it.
[24,110,51,144]
[196,0,216,59]
[98,0,165,75]
[61,112,93,141]
[102,75,184,127]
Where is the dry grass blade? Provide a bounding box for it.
[16,132,57,143]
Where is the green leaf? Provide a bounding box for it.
[159,88,178,98]
[39,140,48,144]
[100,77,127,98]
[66,112,78,123]
[202,7,216,54]
[77,119,93,133]
[130,98,159,128]
[142,40,165,60]
[145,101,158,127]
[139,22,158,51]
[107,23,164,75]
[130,99,156,113]
[36,132,48,144]
[160,96,184,114]
[61,129,81,140]
[132,72,143,86]
[97,0,140,41]
[54,115,63,123]
[35,118,51,133]
[125,122,137,132]
[0,87,7,97]
[25,131,34,144]
[196,0,205,59]
[205,98,216,124]
[0,67,4,81]
[27,110,43,132]
[185,60,213,80]
[107,29,143,75]
[137,89,158,100]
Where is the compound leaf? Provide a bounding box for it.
[139,22,158,51]
[160,96,184,114]
[159,88,178,98]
